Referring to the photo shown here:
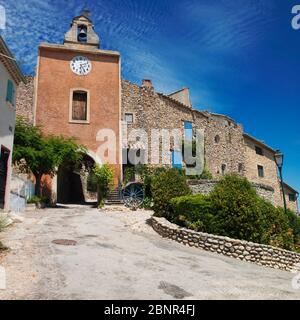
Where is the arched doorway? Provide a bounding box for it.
[57,154,97,204]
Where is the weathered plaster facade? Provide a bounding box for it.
[0,36,24,211]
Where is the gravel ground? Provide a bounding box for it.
[0,205,299,300]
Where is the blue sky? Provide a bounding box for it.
[0,0,299,191]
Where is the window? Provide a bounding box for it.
[238,163,244,173]
[221,164,226,176]
[6,79,15,106]
[215,135,220,143]
[125,113,134,124]
[184,121,193,141]
[257,165,264,178]
[289,194,297,202]
[72,91,88,121]
[255,146,264,156]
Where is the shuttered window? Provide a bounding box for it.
[72,91,87,121]
[6,80,15,106]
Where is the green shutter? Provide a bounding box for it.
[6,80,15,105]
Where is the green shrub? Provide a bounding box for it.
[151,169,191,218]
[123,167,136,186]
[137,165,167,198]
[169,174,298,251]
[92,164,115,203]
[142,197,153,210]
[257,198,294,251]
[286,209,300,250]
[170,194,214,232]
[208,174,266,242]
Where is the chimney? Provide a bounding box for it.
[142,79,153,89]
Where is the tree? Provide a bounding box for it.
[13,117,86,197]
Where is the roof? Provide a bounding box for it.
[168,87,189,96]
[243,132,277,154]
[209,112,238,125]
[73,14,93,23]
[283,182,299,195]
[157,92,208,117]
[39,42,120,57]
[0,36,25,84]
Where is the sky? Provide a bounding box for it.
[0,0,299,191]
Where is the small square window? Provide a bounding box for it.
[255,146,264,156]
[289,194,297,202]
[125,113,134,124]
[258,165,264,178]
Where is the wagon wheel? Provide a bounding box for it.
[122,183,145,209]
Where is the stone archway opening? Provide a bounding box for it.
[57,154,97,205]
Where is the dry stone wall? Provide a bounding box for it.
[188,180,275,204]
[150,216,300,272]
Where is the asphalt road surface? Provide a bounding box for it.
[0,206,299,300]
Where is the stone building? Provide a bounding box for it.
[31,14,121,203]
[15,14,299,212]
[0,36,24,211]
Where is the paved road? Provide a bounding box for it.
[0,206,300,300]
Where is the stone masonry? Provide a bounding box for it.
[15,78,298,211]
[15,76,35,124]
[150,216,300,272]
[188,179,275,204]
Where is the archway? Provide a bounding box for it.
[57,153,97,204]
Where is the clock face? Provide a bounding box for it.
[70,56,92,76]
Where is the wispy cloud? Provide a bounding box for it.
[0,0,280,112]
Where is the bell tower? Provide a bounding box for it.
[64,11,100,49]
[35,12,121,203]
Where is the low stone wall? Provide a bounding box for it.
[150,217,300,272]
[188,180,275,204]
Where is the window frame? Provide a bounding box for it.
[289,193,296,202]
[257,165,265,178]
[255,146,264,156]
[69,88,90,124]
[6,79,15,107]
[125,113,134,124]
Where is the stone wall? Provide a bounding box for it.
[122,80,245,174]
[244,135,283,208]
[15,76,35,124]
[188,179,275,204]
[15,77,298,210]
[150,216,300,272]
